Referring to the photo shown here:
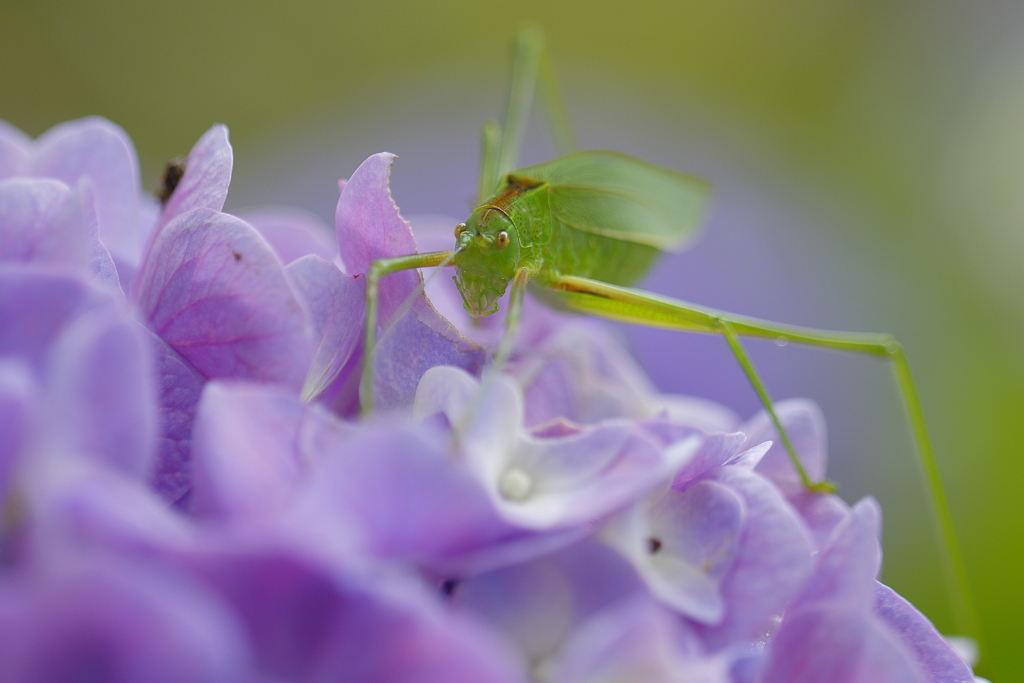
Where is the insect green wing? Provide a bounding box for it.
[512,150,710,252]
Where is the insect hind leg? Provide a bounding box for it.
[717,317,836,492]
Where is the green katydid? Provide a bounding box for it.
[359,28,978,641]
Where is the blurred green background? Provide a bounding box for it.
[2,1,1022,677]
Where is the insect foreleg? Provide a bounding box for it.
[492,267,531,371]
[360,250,454,415]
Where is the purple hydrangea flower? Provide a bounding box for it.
[0,115,982,683]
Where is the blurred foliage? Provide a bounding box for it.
[3,1,1023,678]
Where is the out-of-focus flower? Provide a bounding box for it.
[0,116,981,683]
[0,117,158,289]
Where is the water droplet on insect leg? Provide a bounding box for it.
[499,467,533,501]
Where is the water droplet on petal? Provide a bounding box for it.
[499,467,533,501]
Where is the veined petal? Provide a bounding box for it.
[134,208,314,389]
[335,154,486,410]
[146,330,206,509]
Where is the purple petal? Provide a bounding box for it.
[27,117,143,265]
[0,120,30,179]
[332,154,485,410]
[285,254,364,402]
[0,359,36,510]
[147,330,206,509]
[548,597,730,683]
[236,206,338,266]
[613,479,745,624]
[697,466,815,649]
[454,540,647,665]
[134,208,314,388]
[190,381,329,521]
[181,547,527,683]
[516,319,663,426]
[0,178,93,268]
[334,152,417,317]
[664,430,747,485]
[760,603,927,683]
[46,305,157,478]
[303,420,572,574]
[426,367,697,530]
[873,582,974,683]
[157,124,232,232]
[77,179,123,291]
[792,497,882,610]
[34,459,196,554]
[0,265,115,368]
[497,426,695,530]
[370,297,486,410]
[0,556,252,683]
[791,490,853,550]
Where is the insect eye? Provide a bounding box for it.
[496,231,510,249]
[454,223,467,238]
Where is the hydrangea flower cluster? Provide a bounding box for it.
[0,117,981,682]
